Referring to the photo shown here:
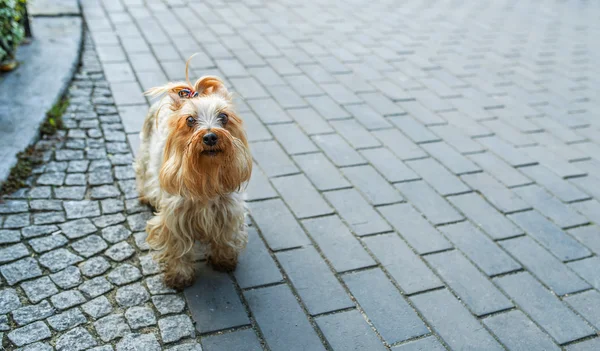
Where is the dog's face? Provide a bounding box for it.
[152,77,252,200]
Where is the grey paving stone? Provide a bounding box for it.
[16,341,53,351]
[358,92,405,116]
[513,185,588,228]
[305,95,350,120]
[395,181,464,225]
[249,199,311,250]
[440,222,521,276]
[234,227,282,288]
[139,254,160,276]
[495,272,594,344]
[371,129,427,161]
[0,200,28,214]
[54,326,98,351]
[344,268,428,344]
[246,163,278,201]
[0,243,29,264]
[63,200,101,220]
[344,103,392,130]
[267,85,307,109]
[420,141,480,175]
[461,172,531,213]
[429,124,484,154]
[7,321,51,347]
[4,213,31,228]
[568,257,600,290]
[49,266,81,289]
[33,211,66,225]
[564,290,600,330]
[0,229,20,244]
[79,276,113,299]
[71,235,108,258]
[483,310,560,351]
[47,308,87,331]
[469,152,533,188]
[268,123,319,155]
[501,236,590,295]
[287,107,334,135]
[406,157,470,196]
[94,313,131,342]
[101,225,131,244]
[184,264,249,333]
[93,213,126,228]
[271,174,333,219]
[324,189,391,236]
[570,199,600,224]
[426,250,513,316]
[391,336,446,351]
[116,333,160,351]
[250,140,299,177]
[108,264,142,286]
[293,153,350,191]
[302,215,374,272]
[50,290,86,310]
[340,165,403,205]
[312,133,366,167]
[568,225,600,256]
[152,294,185,315]
[116,282,150,308]
[59,219,98,239]
[509,210,591,261]
[125,306,156,329]
[0,288,21,314]
[410,289,503,351]
[330,118,381,149]
[277,246,352,315]
[54,186,87,200]
[390,116,440,144]
[1,257,43,285]
[21,277,58,304]
[359,148,420,183]
[244,284,326,351]
[201,329,262,351]
[247,98,291,124]
[158,314,195,344]
[12,299,55,326]
[448,192,524,240]
[230,77,269,99]
[316,309,386,351]
[524,145,586,178]
[363,233,443,294]
[378,203,451,254]
[145,275,175,295]
[39,248,83,272]
[82,296,113,319]
[105,241,135,262]
[126,212,152,232]
[29,233,68,253]
[477,135,537,167]
[565,339,600,351]
[30,200,63,211]
[21,225,58,239]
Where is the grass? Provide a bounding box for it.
[0,97,68,197]
[40,97,68,136]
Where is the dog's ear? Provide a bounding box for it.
[194,76,230,100]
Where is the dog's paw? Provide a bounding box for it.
[208,257,238,272]
[163,273,195,291]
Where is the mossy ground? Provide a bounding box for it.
[0,98,68,197]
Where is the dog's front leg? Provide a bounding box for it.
[146,214,196,290]
[207,211,248,272]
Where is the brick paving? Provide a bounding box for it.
[2,0,600,349]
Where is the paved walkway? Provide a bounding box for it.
[2,0,600,350]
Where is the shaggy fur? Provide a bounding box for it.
[135,73,252,290]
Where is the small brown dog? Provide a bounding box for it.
[134,64,252,290]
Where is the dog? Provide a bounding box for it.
[134,63,252,290]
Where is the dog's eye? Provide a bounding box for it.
[218,112,228,125]
[186,116,195,127]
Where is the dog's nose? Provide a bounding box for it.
[203,133,218,146]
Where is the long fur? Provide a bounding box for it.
[134,72,252,290]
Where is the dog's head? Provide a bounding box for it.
[147,75,252,201]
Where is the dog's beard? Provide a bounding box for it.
[159,132,252,201]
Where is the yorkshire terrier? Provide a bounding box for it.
[134,63,252,290]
